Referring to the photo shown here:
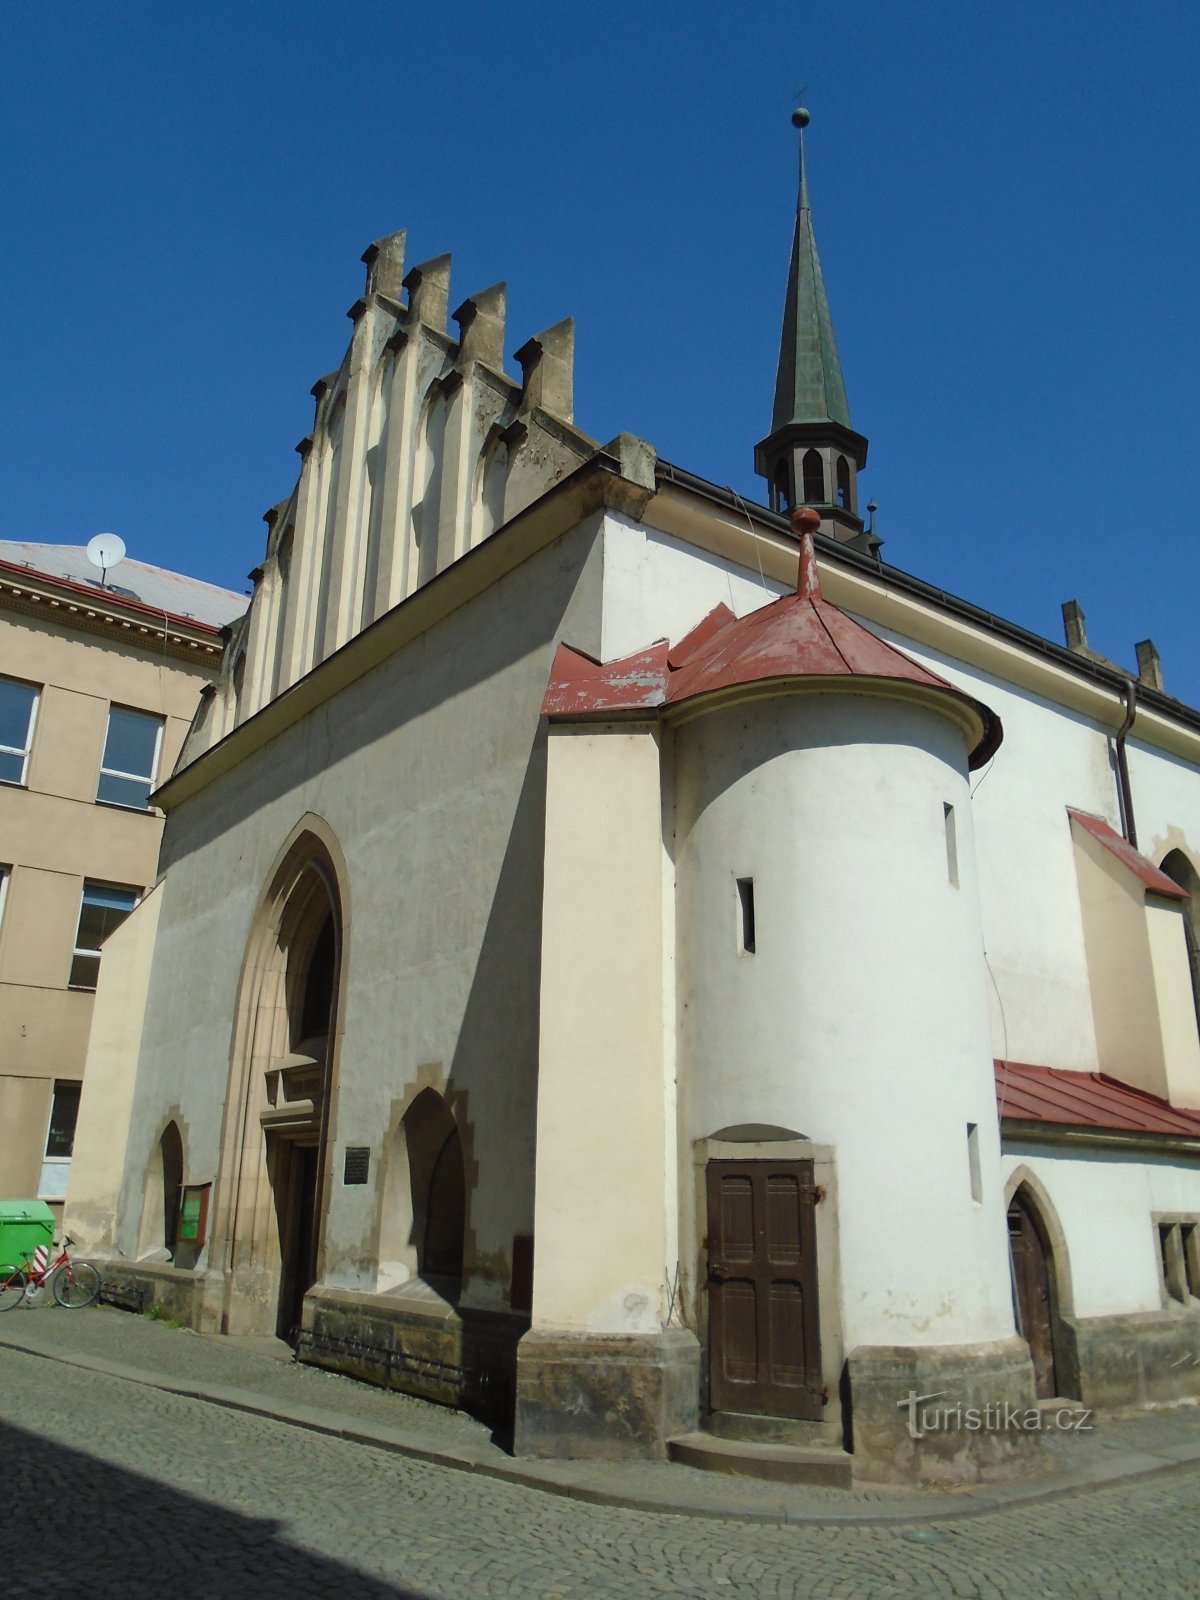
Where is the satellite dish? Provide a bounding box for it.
[86,532,126,586]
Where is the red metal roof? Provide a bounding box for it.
[541,526,1003,768]
[995,1059,1200,1139]
[1067,809,1188,900]
[542,640,669,716]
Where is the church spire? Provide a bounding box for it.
[771,113,851,433]
[755,108,873,551]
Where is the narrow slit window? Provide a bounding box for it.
[737,877,756,955]
[944,802,959,888]
[966,1123,982,1203]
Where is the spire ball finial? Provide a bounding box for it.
[790,506,821,536]
[791,107,810,129]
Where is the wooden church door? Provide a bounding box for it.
[706,1159,823,1420]
[1008,1190,1058,1399]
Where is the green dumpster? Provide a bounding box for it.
[0,1200,55,1276]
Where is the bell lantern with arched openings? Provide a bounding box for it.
[754,108,872,550]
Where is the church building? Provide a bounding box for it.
[66,114,1200,1486]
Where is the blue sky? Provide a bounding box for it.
[5,2,1199,701]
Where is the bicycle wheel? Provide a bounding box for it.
[0,1271,27,1310]
[53,1260,101,1309]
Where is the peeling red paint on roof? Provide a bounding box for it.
[1067,809,1188,899]
[541,640,670,715]
[995,1059,1200,1138]
[542,526,1003,767]
[668,603,736,669]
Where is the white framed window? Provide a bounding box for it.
[69,881,139,989]
[0,676,39,786]
[97,705,164,809]
[38,1080,82,1200]
[0,865,9,933]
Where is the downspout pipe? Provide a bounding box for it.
[1115,676,1138,848]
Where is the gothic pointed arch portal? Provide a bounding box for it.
[212,815,350,1342]
[1004,1171,1079,1402]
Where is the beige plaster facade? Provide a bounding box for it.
[0,549,242,1222]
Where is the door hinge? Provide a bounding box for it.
[801,1183,826,1204]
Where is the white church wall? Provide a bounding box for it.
[673,693,1015,1350]
[599,515,787,664]
[1001,1144,1200,1318]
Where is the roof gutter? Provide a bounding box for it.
[1001,1117,1200,1158]
[653,459,1200,740]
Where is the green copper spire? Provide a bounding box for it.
[771,112,852,433]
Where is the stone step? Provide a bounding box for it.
[668,1432,853,1488]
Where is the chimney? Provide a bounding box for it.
[1135,639,1164,693]
[515,318,574,421]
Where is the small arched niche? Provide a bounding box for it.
[377,1089,465,1298]
[473,433,509,546]
[138,1120,184,1262]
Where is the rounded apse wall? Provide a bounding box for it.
[674,689,1014,1348]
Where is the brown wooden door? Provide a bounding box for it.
[276,1142,319,1344]
[1008,1191,1057,1399]
[706,1159,823,1420]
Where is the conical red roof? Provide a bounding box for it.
[542,519,1002,769]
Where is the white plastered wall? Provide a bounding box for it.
[673,694,1015,1349]
[598,518,1200,1087]
[1001,1144,1200,1317]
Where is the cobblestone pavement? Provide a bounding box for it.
[5,1305,1200,1524]
[2,1331,1199,1598]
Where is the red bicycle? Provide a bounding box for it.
[0,1238,101,1310]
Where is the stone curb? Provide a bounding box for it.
[5,1333,1200,1527]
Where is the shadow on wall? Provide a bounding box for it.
[447,731,548,1296]
[0,1415,426,1600]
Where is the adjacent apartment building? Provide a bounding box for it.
[0,541,244,1218]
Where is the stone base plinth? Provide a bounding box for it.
[513,1327,700,1460]
[301,1284,526,1427]
[98,1260,224,1331]
[846,1337,1044,1485]
[1074,1308,1200,1408]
